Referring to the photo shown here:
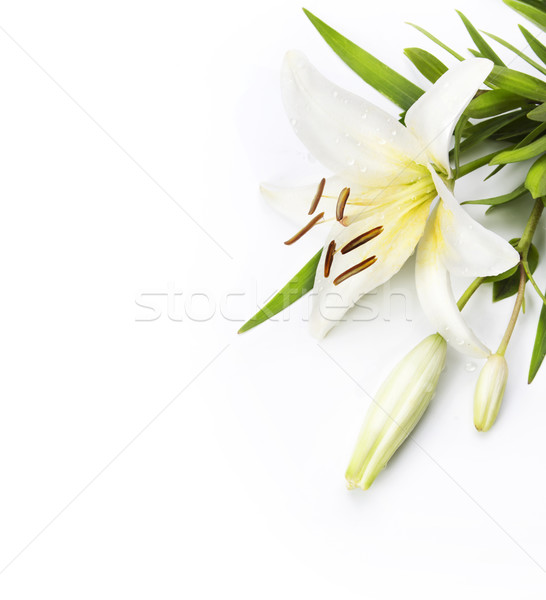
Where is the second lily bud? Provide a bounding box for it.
[474,353,509,432]
[345,333,447,490]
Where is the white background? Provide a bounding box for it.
[0,0,545,597]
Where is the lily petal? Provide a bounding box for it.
[430,170,520,277]
[415,204,491,358]
[405,58,494,176]
[281,51,423,186]
[310,192,433,338]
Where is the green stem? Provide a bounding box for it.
[457,277,484,310]
[456,151,503,179]
[517,198,544,259]
[497,264,526,356]
[522,260,546,305]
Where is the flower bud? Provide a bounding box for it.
[345,333,447,490]
[473,353,508,432]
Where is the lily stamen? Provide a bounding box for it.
[308,177,326,215]
[336,187,350,223]
[284,211,325,245]
[324,240,336,278]
[333,256,377,285]
[341,226,384,254]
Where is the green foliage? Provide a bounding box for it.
[238,250,322,334]
[404,47,448,83]
[492,241,538,302]
[529,295,546,382]
[303,9,424,110]
[525,154,546,197]
[456,11,506,65]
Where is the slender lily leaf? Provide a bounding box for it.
[486,66,546,102]
[529,294,546,383]
[303,9,424,110]
[490,134,546,164]
[453,114,468,177]
[238,250,322,334]
[526,153,546,197]
[504,0,546,32]
[458,110,525,154]
[404,47,448,83]
[457,150,509,178]
[462,184,529,205]
[457,11,506,65]
[519,25,546,65]
[528,102,546,121]
[483,30,546,76]
[406,22,464,60]
[465,89,531,118]
[493,240,538,301]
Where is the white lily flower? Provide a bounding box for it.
[473,353,509,431]
[264,51,519,356]
[346,333,447,490]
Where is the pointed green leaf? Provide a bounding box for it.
[458,110,524,154]
[504,0,546,32]
[526,153,546,197]
[483,30,546,76]
[303,9,424,110]
[493,241,538,301]
[519,25,546,65]
[403,47,448,83]
[465,89,531,118]
[490,134,546,164]
[453,113,468,178]
[486,66,546,102]
[406,22,464,60]
[462,184,529,205]
[457,150,508,179]
[238,250,322,334]
[528,102,546,121]
[529,293,546,382]
[457,11,506,65]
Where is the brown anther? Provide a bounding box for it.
[336,187,350,223]
[284,212,325,245]
[324,241,336,278]
[340,226,384,255]
[333,256,377,286]
[308,178,326,215]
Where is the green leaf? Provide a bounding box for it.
[238,250,322,334]
[457,11,506,65]
[526,153,546,197]
[453,113,468,178]
[519,25,546,65]
[406,23,464,60]
[465,89,531,118]
[458,110,525,154]
[528,102,546,121]
[529,292,546,383]
[462,184,529,205]
[303,9,424,110]
[504,0,546,32]
[486,66,546,102]
[483,30,546,76]
[403,47,448,83]
[493,241,538,301]
[490,134,546,164]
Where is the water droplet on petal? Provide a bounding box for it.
[290,118,297,126]
[332,90,339,98]
[348,158,355,166]
[378,139,386,145]
[360,166,368,173]
[465,361,477,373]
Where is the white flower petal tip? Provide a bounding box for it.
[430,170,520,277]
[474,354,508,432]
[405,58,494,175]
[416,204,492,359]
[345,334,447,490]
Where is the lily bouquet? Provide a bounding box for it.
[240,1,546,489]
